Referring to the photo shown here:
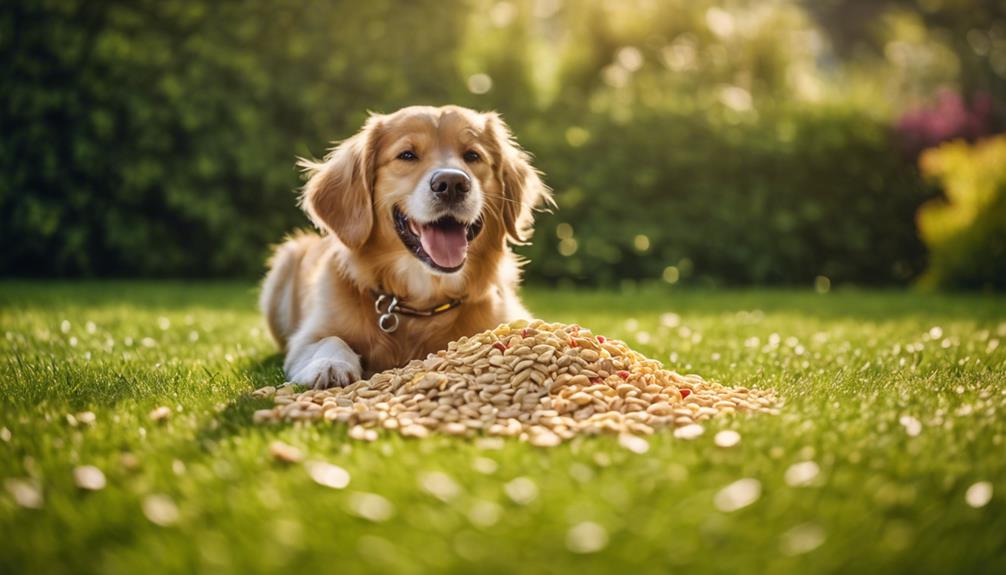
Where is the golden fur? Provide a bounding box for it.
[260,106,550,386]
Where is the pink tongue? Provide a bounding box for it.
[419,224,468,269]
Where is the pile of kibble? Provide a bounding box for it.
[252,320,778,446]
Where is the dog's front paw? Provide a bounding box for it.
[290,358,361,390]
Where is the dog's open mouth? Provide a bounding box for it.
[393,206,484,273]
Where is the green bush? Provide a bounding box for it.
[916,136,1006,290]
[1,0,933,286]
[520,105,930,286]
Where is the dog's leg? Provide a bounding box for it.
[284,334,363,389]
[261,235,318,350]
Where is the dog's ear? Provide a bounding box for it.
[298,116,383,249]
[486,113,553,244]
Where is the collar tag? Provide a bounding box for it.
[374,294,401,333]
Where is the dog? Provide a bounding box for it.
[260,105,551,389]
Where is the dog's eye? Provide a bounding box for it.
[397,150,418,161]
[463,150,481,163]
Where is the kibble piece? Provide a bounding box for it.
[401,424,430,438]
[252,386,277,398]
[306,461,350,489]
[529,429,561,447]
[269,441,304,463]
[714,430,741,448]
[674,423,705,440]
[73,466,107,491]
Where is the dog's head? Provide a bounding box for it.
[300,106,550,297]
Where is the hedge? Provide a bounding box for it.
[1,0,932,286]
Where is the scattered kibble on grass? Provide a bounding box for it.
[346,492,395,522]
[8,286,1006,572]
[471,457,498,475]
[268,441,303,463]
[785,461,821,487]
[674,423,705,440]
[714,429,741,448]
[780,523,826,556]
[504,477,538,505]
[5,479,43,509]
[467,500,503,528]
[142,494,179,526]
[965,481,993,508]
[618,433,650,454]
[306,461,350,489]
[714,478,762,512]
[566,521,609,554]
[75,411,96,426]
[419,471,461,502]
[348,425,378,442]
[73,466,106,491]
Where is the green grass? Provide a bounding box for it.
[1,281,1004,574]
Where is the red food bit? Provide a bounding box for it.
[569,338,577,347]
[492,342,507,352]
[596,335,606,344]
[616,370,630,380]
[679,388,692,399]
[521,329,528,338]
[590,377,602,385]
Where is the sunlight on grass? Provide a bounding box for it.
[1,282,1004,574]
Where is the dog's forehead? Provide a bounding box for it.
[385,108,487,145]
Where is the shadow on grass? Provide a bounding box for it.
[195,353,286,444]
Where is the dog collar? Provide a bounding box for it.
[372,292,464,333]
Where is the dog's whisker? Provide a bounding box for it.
[482,192,522,206]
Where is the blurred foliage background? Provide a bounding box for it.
[2,0,1004,289]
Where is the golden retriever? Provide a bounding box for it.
[260,105,551,389]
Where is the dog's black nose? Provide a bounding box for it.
[430,169,471,204]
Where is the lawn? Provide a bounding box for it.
[1,281,1004,574]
